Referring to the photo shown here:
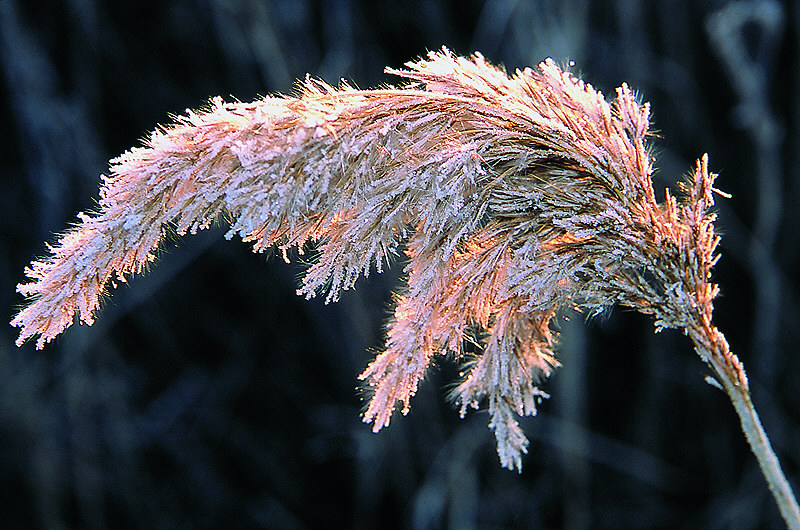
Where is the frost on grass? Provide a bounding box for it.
[11,48,727,471]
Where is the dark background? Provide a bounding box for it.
[1,1,799,528]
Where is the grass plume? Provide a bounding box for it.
[10,47,799,525]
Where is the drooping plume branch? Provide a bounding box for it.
[10,48,799,524]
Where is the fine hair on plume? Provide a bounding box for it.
[10,47,800,525]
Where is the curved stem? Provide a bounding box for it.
[728,382,800,529]
[693,325,800,529]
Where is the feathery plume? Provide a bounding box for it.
[6,48,728,467]
[9,51,800,520]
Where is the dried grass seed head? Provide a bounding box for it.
[11,48,724,471]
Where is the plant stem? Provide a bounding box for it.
[728,381,800,529]
[693,325,800,529]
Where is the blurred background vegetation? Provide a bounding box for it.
[1,0,798,528]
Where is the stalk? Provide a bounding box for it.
[693,324,800,529]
